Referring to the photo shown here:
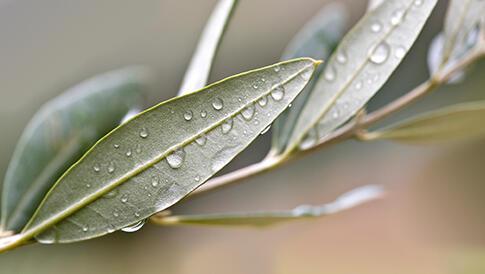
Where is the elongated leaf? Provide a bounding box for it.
[271,2,348,154]
[427,33,466,84]
[21,58,319,243]
[152,185,384,227]
[440,0,484,69]
[362,101,485,143]
[285,0,437,152]
[0,67,147,233]
[178,0,238,95]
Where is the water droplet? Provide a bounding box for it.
[126,150,132,157]
[134,212,140,217]
[241,104,255,120]
[258,96,268,107]
[183,110,193,121]
[120,194,128,203]
[324,65,336,81]
[82,226,89,232]
[369,42,390,64]
[166,149,185,169]
[113,211,119,217]
[390,9,405,26]
[122,220,145,233]
[107,161,116,174]
[274,65,281,72]
[371,21,382,33]
[195,134,207,146]
[151,176,159,187]
[194,175,200,182]
[301,68,313,80]
[212,98,224,110]
[395,46,406,59]
[271,85,285,101]
[107,226,115,233]
[86,183,91,188]
[200,110,207,118]
[93,164,100,173]
[336,50,347,64]
[252,83,258,89]
[355,80,363,90]
[261,78,266,82]
[113,144,120,149]
[261,125,271,135]
[414,0,423,6]
[135,144,142,153]
[139,127,149,138]
[332,110,339,119]
[221,118,233,134]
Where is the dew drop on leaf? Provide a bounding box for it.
[212,98,224,110]
[324,65,336,81]
[336,50,348,64]
[371,21,382,33]
[93,164,100,173]
[139,127,149,138]
[120,194,128,203]
[195,135,207,146]
[258,96,268,107]
[271,85,285,101]
[200,110,207,118]
[395,46,406,59]
[369,42,390,64]
[241,104,255,120]
[166,149,185,169]
[221,118,233,134]
[107,161,116,174]
[121,220,145,233]
[390,9,405,26]
[184,110,193,121]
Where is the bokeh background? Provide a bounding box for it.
[1,0,485,273]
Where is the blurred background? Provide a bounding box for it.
[1,0,485,273]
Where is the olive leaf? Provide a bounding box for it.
[360,101,485,143]
[271,2,348,154]
[151,185,383,227]
[0,67,148,233]
[20,58,319,244]
[284,0,438,153]
[440,0,484,70]
[178,0,238,96]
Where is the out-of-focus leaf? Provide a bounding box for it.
[271,2,348,154]
[367,0,384,12]
[285,0,438,152]
[363,101,485,143]
[151,185,384,227]
[427,33,466,84]
[20,58,319,244]
[178,0,238,96]
[0,67,148,233]
[440,0,485,69]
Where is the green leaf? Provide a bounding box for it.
[21,58,319,244]
[440,0,484,70]
[0,67,147,233]
[271,2,348,154]
[152,185,384,227]
[361,101,485,143]
[284,0,438,153]
[178,0,238,96]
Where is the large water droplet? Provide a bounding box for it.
[166,149,185,169]
[221,118,233,134]
[212,98,224,110]
[324,65,336,81]
[336,50,347,64]
[390,9,405,26]
[241,104,255,120]
[122,220,145,233]
[271,85,285,101]
[195,134,207,146]
[369,42,390,64]
[258,96,268,107]
[200,110,207,118]
[139,127,149,138]
[395,46,406,59]
[184,110,193,121]
[371,21,382,33]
